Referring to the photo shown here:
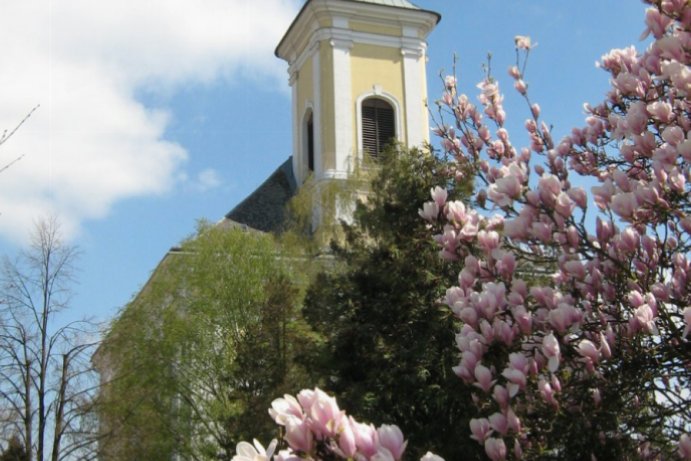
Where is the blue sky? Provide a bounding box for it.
[0,0,646,325]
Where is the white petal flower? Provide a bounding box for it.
[232,439,277,461]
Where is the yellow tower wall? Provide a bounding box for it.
[349,21,401,37]
[350,43,406,151]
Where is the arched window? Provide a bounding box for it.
[304,110,314,172]
[361,98,395,156]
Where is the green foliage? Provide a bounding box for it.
[302,147,482,460]
[97,225,314,460]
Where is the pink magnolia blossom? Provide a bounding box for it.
[641,7,673,39]
[470,418,492,443]
[610,192,638,220]
[420,453,445,461]
[474,363,495,393]
[232,439,277,461]
[577,339,600,364]
[274,449,301,461]
[679,434,691,460]
[270,395,304,424]
[489,412,508,436]
[514,35,533,49]
[284,417,313,453]
[350,418,379,458]
[307,388,344,438]
[431,186,448,208]
[338,418,357,458]
[542,333,561,372]
[492,385,510,409]
[377,425,407,461]
[419,201,439,222]
[538,378,559,408]
[484,437,507,461]
[371,448,395,461]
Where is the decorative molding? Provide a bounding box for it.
[288,70,298,86]
[329,38,354,50]
[332,16,348,29]
[401,45,424,59]
[402,25,418,38]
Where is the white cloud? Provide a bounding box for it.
[0,0,299,243]
[184,168,222,193]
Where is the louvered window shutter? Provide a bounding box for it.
[361,99,395,157]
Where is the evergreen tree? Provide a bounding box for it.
[303,147,482,460]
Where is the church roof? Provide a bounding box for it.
[222,158,297,233]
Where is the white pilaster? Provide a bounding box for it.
[402,45,425,148]
[330,38,353,178]
[312,44,323,178]
[289,70,301,184]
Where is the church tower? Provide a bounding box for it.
[276,0,440,187]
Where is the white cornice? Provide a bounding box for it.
[276,0,438,64]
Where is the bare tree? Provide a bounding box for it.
[0,217,99,461]
[0,106,39,175]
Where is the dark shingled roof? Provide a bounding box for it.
[223,157,297,233]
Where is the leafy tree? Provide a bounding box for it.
[0,218,99,461]
[97,224,314,460]
[302,147,481,460]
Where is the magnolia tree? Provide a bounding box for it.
[233,1,690,460]
[422,0,691,459]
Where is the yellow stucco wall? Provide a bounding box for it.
[349,21,400,37]
[350,43,406,150]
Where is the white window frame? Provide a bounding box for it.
[355,90,402,159]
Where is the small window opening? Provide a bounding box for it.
[307,113,314,172]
